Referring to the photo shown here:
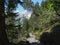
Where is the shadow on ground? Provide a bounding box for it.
[40,25,60,45]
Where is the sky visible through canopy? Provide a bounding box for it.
[16,0,42,12]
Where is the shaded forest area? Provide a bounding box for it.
[0,0,60,45]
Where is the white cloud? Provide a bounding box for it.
[15,9,33,24]
[16,9,33,20]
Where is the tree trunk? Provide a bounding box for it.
[0,0,9,45]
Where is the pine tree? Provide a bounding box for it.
[5,0,24,43]
[0,0,23,45]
